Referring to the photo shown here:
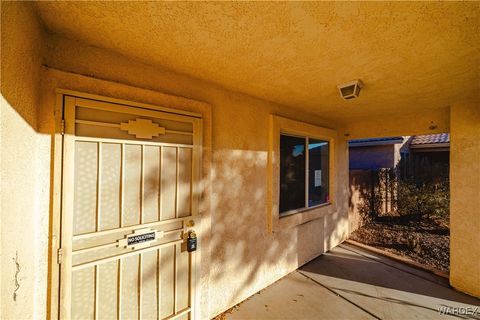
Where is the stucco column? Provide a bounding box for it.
[449,102,480,297]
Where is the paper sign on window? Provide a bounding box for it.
[314,170,322,187]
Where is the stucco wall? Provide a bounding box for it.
[1,6,350,318]
[349,144,396,169]
[3,4,476,319]
[42,35,350,318]
[0,2,48,319]
[449,102,480,297]
[346,110,450,139]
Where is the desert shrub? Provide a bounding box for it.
[396,179,449,219]
[353,167,449,224]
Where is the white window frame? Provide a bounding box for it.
[267,115,337,232]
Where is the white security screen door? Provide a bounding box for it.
[59,95,201,320]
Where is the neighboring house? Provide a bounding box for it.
[408,133,450,182]
[348,134,450,231]
[349,134,450,182]
[349,136,406,170]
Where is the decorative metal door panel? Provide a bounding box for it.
[60,96,201,320]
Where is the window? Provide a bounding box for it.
[308,138,330,207]
[268,115,336,232]
[280,134,329,215]
[279,135,306,213]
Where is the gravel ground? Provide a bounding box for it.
[349,215,449,272]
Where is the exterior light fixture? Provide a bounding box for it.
[338,79,364,100]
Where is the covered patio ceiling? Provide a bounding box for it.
[35,2,479,121]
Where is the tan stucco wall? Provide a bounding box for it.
[449,102,480,298]
[345,109,450,140]
[0,2,48,319]
[2,4,477,320]
[41,36,350,318]
[1,6,350,318]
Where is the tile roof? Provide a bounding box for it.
[410,133,450,145]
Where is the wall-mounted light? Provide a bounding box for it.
[338,79,364,100]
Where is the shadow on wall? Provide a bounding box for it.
[207,147,348,313]
[136,147,292,314]
[204,138,349,314]
[2,6,348,311]
[1,2,351,314]
[1,2,45,314]
[2,78,348,318]
[138,144,347,317]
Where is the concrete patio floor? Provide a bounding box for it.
[226,243,480,320]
